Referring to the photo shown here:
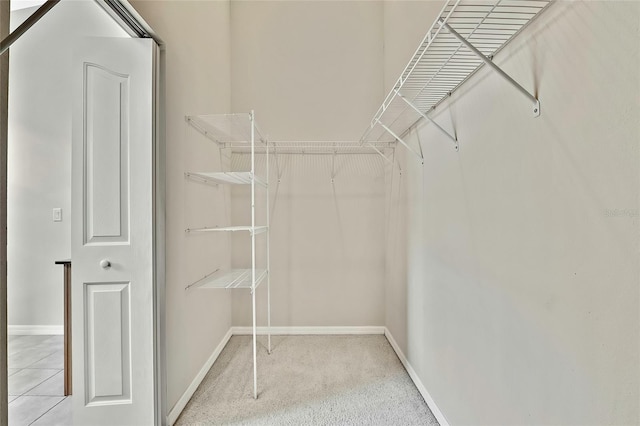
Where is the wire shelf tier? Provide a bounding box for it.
[186,113,266,144]
[185,171,267,187]
[188,268,268,290]
[361,0,551,144]
[186,226,268,235]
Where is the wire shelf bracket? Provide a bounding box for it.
[366,143,394,166]
[438,19,540,117]
[376,120,424,164]
[395,90,459,151]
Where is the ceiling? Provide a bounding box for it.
[11,0,47,12]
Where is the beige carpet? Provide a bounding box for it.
[176,335,439,425]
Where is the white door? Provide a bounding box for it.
[72,37,156,425]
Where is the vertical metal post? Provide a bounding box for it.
[439,19,540,117]
[266,141,271,355]
[250,111,257,399]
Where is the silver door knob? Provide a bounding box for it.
[100,259,111,269]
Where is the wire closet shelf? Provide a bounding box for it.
[361,0,552,152]
[186,113,267,145]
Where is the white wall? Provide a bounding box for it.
[129,0,233,414]
[230,0,384,141]
[382,0,445,357]
[385,1,640,424]
[229,0,387,328]
[230,153,386,327]
[8,1,127,330]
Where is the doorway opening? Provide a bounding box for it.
[6,1,163,424]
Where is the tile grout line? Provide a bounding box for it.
[8,337,66,424]
[27,396,68,426]
[8,368,22,377]
[17,367,63,370]
[9,368,62,398]
[15,350,62,370]
[22,370,64,397]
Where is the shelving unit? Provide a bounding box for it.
[184,112,270,399]
[361,0,552,158]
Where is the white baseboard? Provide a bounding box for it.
[384,328,449,426]
[231,326,386,335]
[167,328,233,426]
[8,325,64,335]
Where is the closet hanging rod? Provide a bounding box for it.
[224,140,394,153]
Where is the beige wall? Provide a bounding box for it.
[230,0,384,141]
[382,0,445,362]
[385,1,640,424]
[229,0,386,328]
[230,153,386,327]
[130,0,233,412]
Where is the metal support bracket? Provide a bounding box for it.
[185,268,220,291]
[376,120,424,164]
[439,19,540,117]
[395,90,459,151]
[366,144,394,165]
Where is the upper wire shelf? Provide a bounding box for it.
[186,113,266,144]
[361,0,552,145]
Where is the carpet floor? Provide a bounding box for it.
[176,335,439,425]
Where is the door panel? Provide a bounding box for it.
[72,37,156,425]
[84,64,130,244]
[84,282,131,405]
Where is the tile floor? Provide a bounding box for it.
[8,335,71,426]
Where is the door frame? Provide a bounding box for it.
[0,1,166,425]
